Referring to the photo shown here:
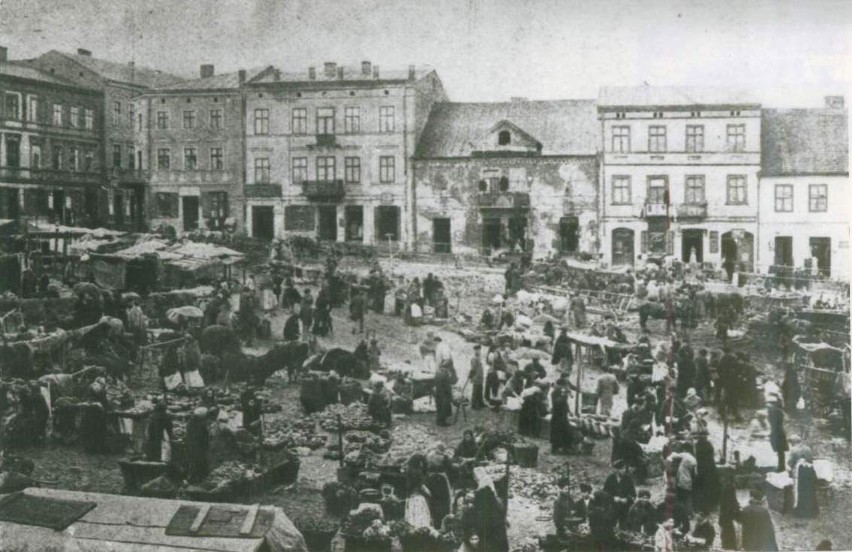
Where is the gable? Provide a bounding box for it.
[472,120,542,156]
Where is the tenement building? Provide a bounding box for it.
[0,46,104,227]
[597,86,762,271]
[412,100,600,256]
[758,97,849,279]
[135,65,273,233]
[243,62,446,244]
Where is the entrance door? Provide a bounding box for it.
[508,215,527,251]
[85,190,99,227]
[433,218,451,253]
[559,216,579,254]
[0,188,19,220]
[251,206,274,240]
[182,196,199,231]
[810,237,831,277]
[375,206,400,243]
[681,229,703,263]
[611,228,634,266]
[318,206,337,241]
[774,236,793,268]
[130,188,144,231]
[482,218,502,252]
[344,206,363,242]
[53,189,66,224]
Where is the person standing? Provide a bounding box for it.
[694,348,711,400]
[185,407,210,484]
[299,290,313,341]
[767,399,789,472]
[552,327,573,375]
[719,478,741,550]
[469,344,485,410]
[550,378,574,454]
[434,357,457,427]
[603,460,636,529]
[740,488,779,552]
[240,386,262,435]
[676,342,695,399]
[283,308,301,342]
[145,401,173,462]
[367,338,382,375]
[595,372,619,417]
[349,288,366,334]
[588,490,616,551]
[367,380,392,428]
[672,444,697,513]
[719,347,742,421]
[693,432,720,514]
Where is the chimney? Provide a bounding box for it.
[0,46,7,63]
[825,95,845,109]
[361,61,372,76]
[200,64,215,78]
[408,65,416,80]
[337,66,344,80]
[77,48,92,57]
[373,65,380,79]
[323,62,337,79]
[308,66,316,80]
[238,69,246,85]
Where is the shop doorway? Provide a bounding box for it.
[508,215,528,251]
[181,196,198,231]
[809,237,831,277]
[721,230,754,278]
[433,218,451,253]
[681,229,703,263]
[345,206,363,242]
[774,236,793,268]
[482,218,502,252]
[318,206,337,241]
[251,206,274,240]
[559,216,579,254]
[375,206,400,243]
[611,228,634,266]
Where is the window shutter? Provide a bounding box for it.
[641,231,648,253]
[666,231,675,255]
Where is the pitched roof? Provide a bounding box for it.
[52,51,183,88]
[251,64,435,84]
[598,86,760,108]
[0,61,83,88]
[415,100,599,158]
[761,108,848,175]
[153,67,272,92]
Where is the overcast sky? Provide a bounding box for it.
[1,0,850,106]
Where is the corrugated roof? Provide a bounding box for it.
[156,67,271,91]
[761,108,848,175]
[54,51,184,88]
[0,61,83,88]
[251,64,435,84]
[415,100,599,157]
[598,86,760,108]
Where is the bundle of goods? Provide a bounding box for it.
[263,415,326,450]
[321,481,359,516]
[568,414,615,439]
[104,379,135,410]
[314,403,376,432]
[344,430,392,454]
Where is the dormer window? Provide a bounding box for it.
[498,130,511,146]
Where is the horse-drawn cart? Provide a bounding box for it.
[793,337,845,418]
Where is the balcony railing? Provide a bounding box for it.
[676,202,708,219]
[112,168,149,184]
[245,184,282,198]
[475,192,531,209]
[642,202,669,217]
[314,134,337,148]
[0,166,103,185]
[302,180,345,201]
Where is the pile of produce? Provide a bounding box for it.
[206,461,264,490]
[314,403,375,432]
[341,509,410,544]
[344,430,392,453]
[104,379,134,410]
[321,481,359,515]
[263,416,327,450]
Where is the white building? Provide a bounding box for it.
[758,98,849,280]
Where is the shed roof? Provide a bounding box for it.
[49,50,184,88]
[0,61,82,88]
[598,85,760,108]
[761,108,848,175]
[415,100,599,158]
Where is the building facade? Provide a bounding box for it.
[0,47,105,227]
[598,86,762,270]
[243,62,446,245]
[412,100,599,256]
[135,65,272,233]
[758,99,849,279]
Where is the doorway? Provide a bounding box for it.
[251,206,274,240]
[611,228,634,266]
[182,196,199,231]
[774,236,793,269]
[318,206,337,241]
[721,230,754,275]
[482,218,502,251]
[0,188,19,220]
[508,215,527,251]
[53,189,66,224]
[681,229,703,263]
[345,206,363,242]
[559,216,579,254]
[130,188,144,231]
[375,206,400,243]
[85,190,99,227]
[433,218,451,253]
[809,237,831,277]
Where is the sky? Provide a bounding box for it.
[1,0,851,106]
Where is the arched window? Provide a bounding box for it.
[498,130,511,146]
[499,176,509,192]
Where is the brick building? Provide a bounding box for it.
[243,62,446,244]
[135,65,273,233]
[412,100,600,256]
[0,47,105,226]
[758,98,849,279]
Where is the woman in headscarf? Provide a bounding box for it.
[718,476,740,550]
[693,432,720,514]
[550,379,573,454]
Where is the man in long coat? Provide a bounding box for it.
[434,358,456,427]
[740,488,779,551]
[551,328,573,375]
[767,400,789,472]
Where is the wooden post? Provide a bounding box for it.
[337,414,345,468]
[574,344,582,416]
[721,411,729,463]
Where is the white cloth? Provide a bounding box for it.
[435,342,453,366]
[181,369,205,388]
[404,493,433,528]
[163,372,183,390]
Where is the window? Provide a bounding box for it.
[498,130,511,145]
[344,157,361,183]
[205,192,228,228]
[85,108,94,130]
[344,107,360,133]
[112,144,122,168]
[84,150,94,171]
[727,124,746,152]
[648,125,667,152]
[156,111,168,129]
[5,138,20,168]
[379,156,395,183]
[5,93,20,120]
[184,147,197,170]
[291,108,307,135]
[726,175,747,204]
[611,176,631,204]
[137,113,143,132]
[155,192,179,217]
[157,148,171,170]
[53,104,63,126]
[378,106,395,133]
[685,176,705,203]
[53,145,64,169]
[210,147,223,170]
[774,184,793,212]
[254,158,270,183]
[292,157,308,185]
[183,110,196,129]
[30,144,41,168]
[209,109,222,129]
[809,184,827,212]
[129,103,135,125]
[27,96,38,122]
[685,125,704,153]
[68,106,79,128]
[254,108,269,135]
[128,147,135,170]
[647,176,668,204]
[69,147,79,171]
[316,107,335,135]
[113,101,121,126]
[611,126,630,153]
[316,156,336,182]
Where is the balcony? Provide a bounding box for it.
[642,202,669,217]
[302,180,345,201]
[0,166,103,186]
[245,184,282,198]
[313,134,337,148]
[676,202,708,219]
[112,168,149,185]
[475,192,531,210]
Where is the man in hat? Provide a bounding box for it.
[767,398,789,472]
[603,460,636,528]
[434,345,457,427]
[627,489,657,535]
[349,287,367,334]
[740,488,779,551]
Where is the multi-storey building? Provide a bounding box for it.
[26,48,182,229]
[598,86,762,270]
[758,97,849,279]
[135,65,273,233]
[412,100,599,256]
[243,61,446,244]
[0,46,104,226]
